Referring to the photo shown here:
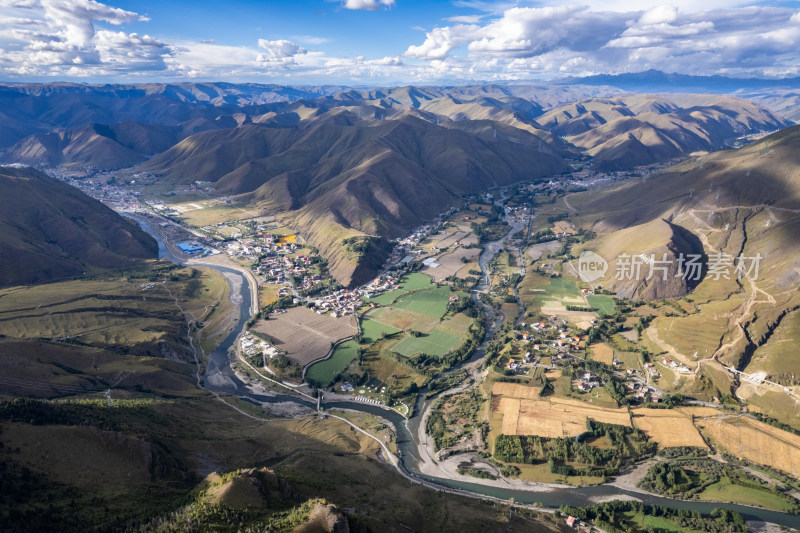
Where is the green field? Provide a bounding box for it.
[393,328,460,357]
[622,512,703,533]
[368,273,432,306]
[698,478,798,512]
[360,316,401,344]
[586,294,616,315]
[392,286,455,318]
[541,277,582,299]
[305,340,360,386]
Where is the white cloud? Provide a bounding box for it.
[256,39,307,64]
[0,0,170,75]
[404,4,800,79]
[343,0,394,11]
[445,14,484,23]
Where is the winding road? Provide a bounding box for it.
[129,205,800,530]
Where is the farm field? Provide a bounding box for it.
[491,385,632,438]
[172,202,259,227]
[252,306,357,366]
[359,314,401,344]
[518,273,597,327]
[423,247,481,282]
[698,478,798,512]
[305,340,360,386]
[392,286,455,318]
[586,294,616,315]
[368,273,431,306]
[630,408,708,449]
[365,307,439,333]
[589,342,614,365]
[392,328,460,357]
[696,415,800,477]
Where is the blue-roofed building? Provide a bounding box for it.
[177,242,203,254]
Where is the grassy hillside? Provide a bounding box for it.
[566,125,800,426]
[0,166,158,287]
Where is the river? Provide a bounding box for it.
[130,215,800,528]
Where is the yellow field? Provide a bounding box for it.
[492,384,631,438]
[631,408,708,449]
[492,383,713,448]
[590,342,614,365]
[697,415,800,477]
[492,382,542,400]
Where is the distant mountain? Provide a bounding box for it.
[139,109,569,285]
[0,82,350,149]
[0,166,157,287]
[560,69,800,93]
[538,95,791,170]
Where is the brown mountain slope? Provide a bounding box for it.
[539,95,790,170]
[0,166,157,287]
[140,111,568,285]
[567,126,800,415]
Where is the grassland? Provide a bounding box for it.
[586,294,616,315]
[0,264,227,361]
[393,328,461,357]
[390,285,453,318]
[368,273,431,306]
[359,314,401,344]
[589,342,614,365]
[305,340,360,387]
[698,477,798,512]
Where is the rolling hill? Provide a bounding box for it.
[0,166,157,287]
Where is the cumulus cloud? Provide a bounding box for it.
[256,39,307,65]
[343,0,394,11]
[404,4,800,78]
[0,0,170,75]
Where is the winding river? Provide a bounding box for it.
[131,215,800,528]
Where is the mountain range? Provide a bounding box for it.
[0,81,793,285]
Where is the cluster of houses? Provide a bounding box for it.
[381,225,434,269]
[240,332,281,362]
[360,275,401,299]
[257,253,315,285]
[663,357,692,374]
[310,288,363,317]
[574,371,600,392]
[625,380,663,403]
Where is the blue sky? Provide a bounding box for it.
[2,0,800,84]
